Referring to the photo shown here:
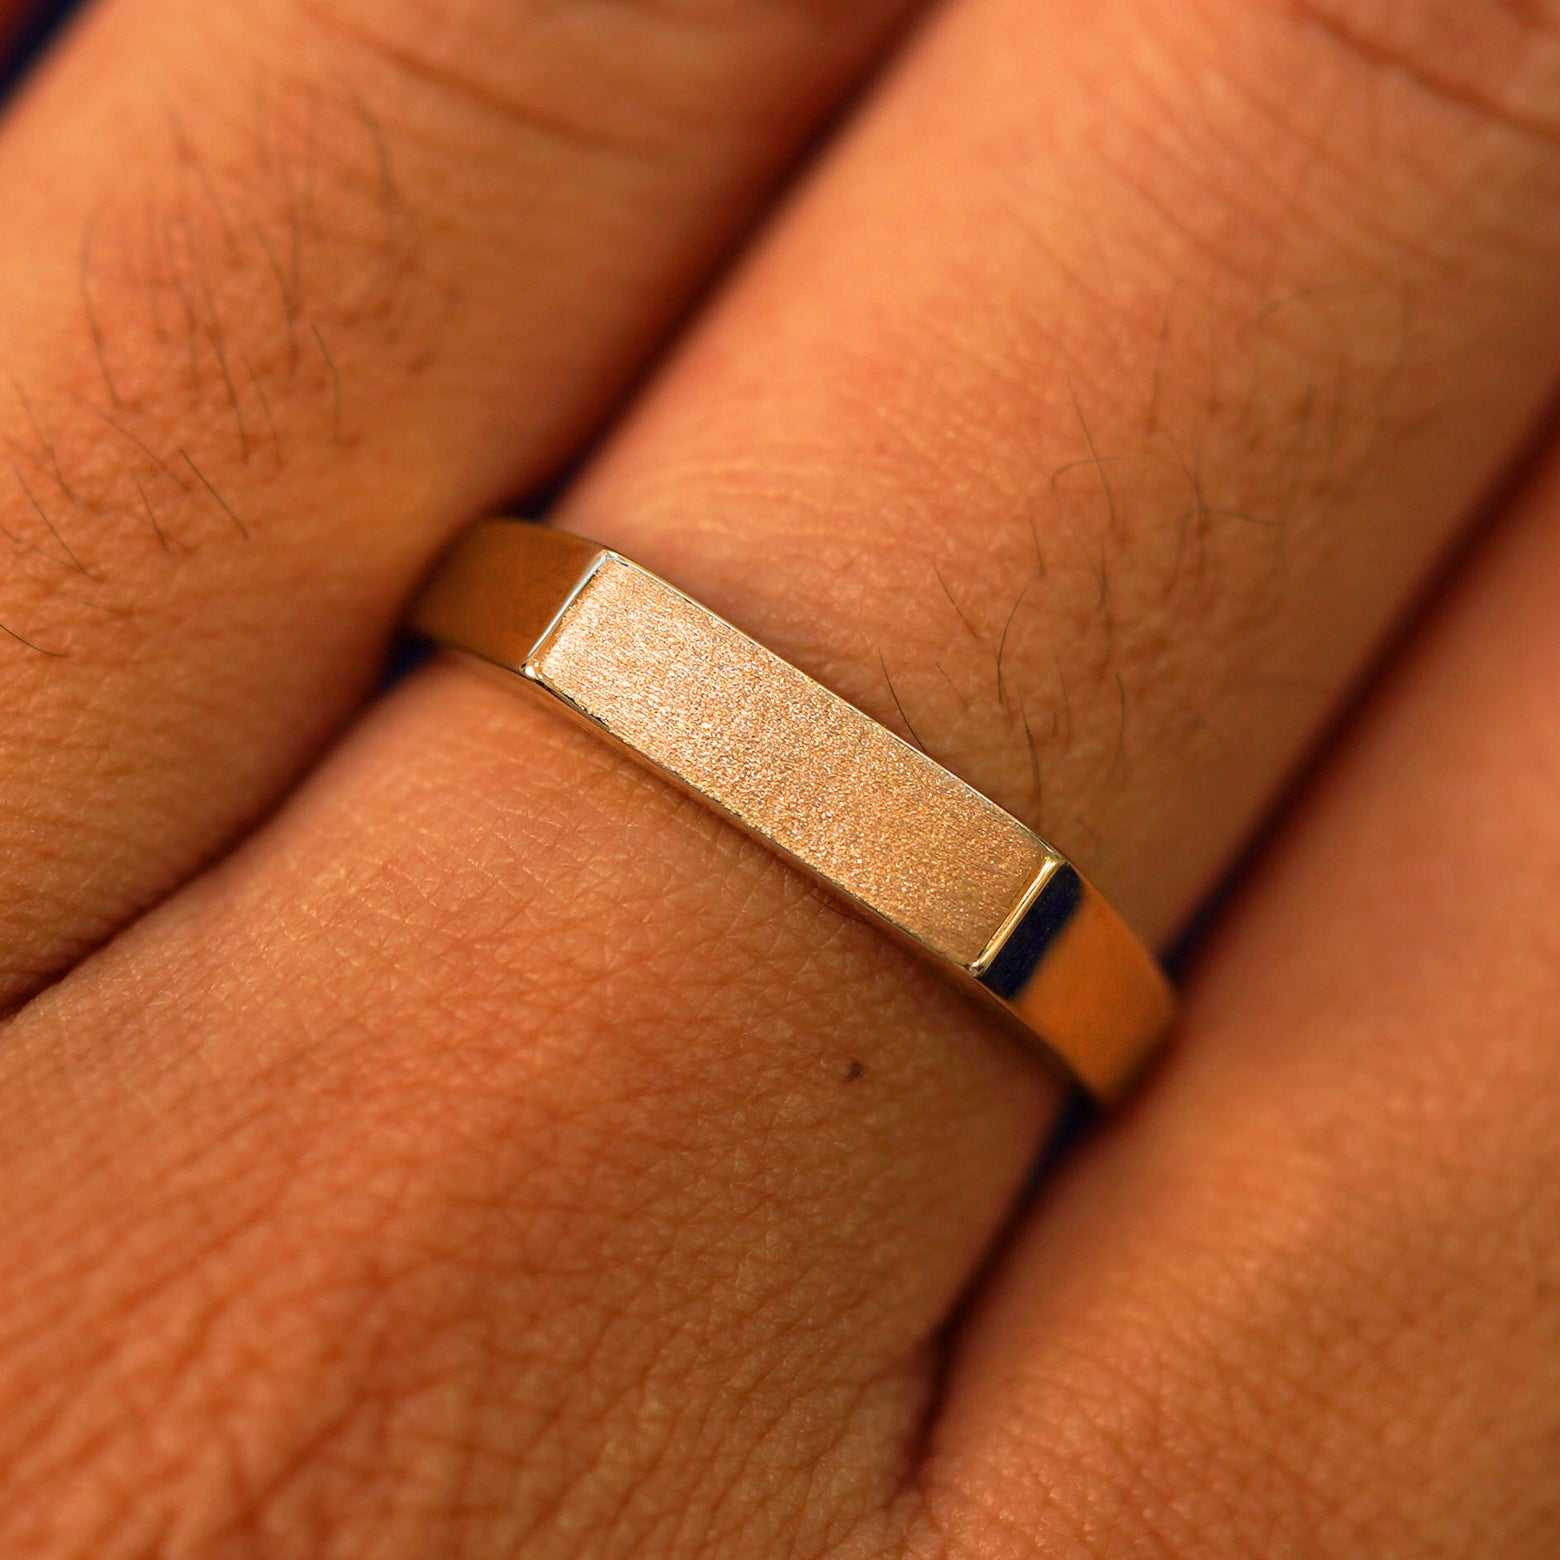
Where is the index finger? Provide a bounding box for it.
[0,0,920,1003]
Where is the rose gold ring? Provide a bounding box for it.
[410,519,1174,1103]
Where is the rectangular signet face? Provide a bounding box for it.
[530,553,1053,969]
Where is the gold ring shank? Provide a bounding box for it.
[411,520,1174,1103]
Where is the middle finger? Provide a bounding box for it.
[570,0,1560,944]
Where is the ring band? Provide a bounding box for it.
[410,520,1174,1102]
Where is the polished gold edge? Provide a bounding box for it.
[521,550,609,677]
[967,857,1063,979]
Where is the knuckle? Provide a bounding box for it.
[1286,0,1560,144]
[292,0,642,153]
[292,0,755,155]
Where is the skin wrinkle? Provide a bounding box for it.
[0,0,1038,1529]
[1291,0,1560,151]
[6,1240,276,1526]
[921,668,1560,1553]
[1222,1168,1523,1551]
[301,1148,879,1560]
[0,1054,539,1553]
[60,786,948,1553]
[295,0,644,162]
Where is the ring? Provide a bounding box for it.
[410,519,1175,1102]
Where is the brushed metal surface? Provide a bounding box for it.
[534,556,1054,968]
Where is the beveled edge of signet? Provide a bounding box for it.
[410,519,605,673]
[975,862,1085,1000]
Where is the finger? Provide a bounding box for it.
[9,0,1560,1550]
[0,0,919,1002]
[0,673,1052,1556]
[925,444,1560,1552]
[563,0,1560,946]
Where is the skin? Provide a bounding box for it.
[0,0,1556,1553]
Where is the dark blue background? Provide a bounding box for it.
[0,0,78,98]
